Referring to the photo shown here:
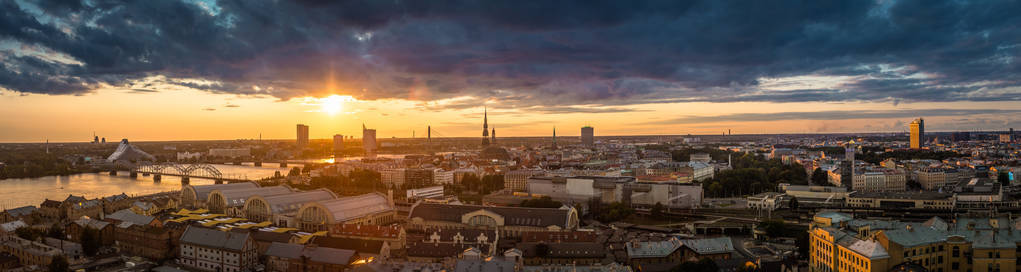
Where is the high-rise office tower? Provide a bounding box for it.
[333,134,344,159]
[362,124,377,156]
[581,126,594,146]
[296,124,309,147]
[909,118,924,149]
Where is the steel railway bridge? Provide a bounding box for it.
[125,162,251,184]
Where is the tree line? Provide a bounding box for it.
[702,153,808,198]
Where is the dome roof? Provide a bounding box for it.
[480,146,511,161]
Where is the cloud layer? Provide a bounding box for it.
[651,109,1021,124]
[2,0,1021,109]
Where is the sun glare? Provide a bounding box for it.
[317,95,353,115]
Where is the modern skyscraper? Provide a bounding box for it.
[909,118,924,149]
[482,108,490,146]
[581,126,594,146]
[296,124,309,147]
[362,124,377,156]
[333,134,344,159]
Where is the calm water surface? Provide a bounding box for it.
[0,163,293,208]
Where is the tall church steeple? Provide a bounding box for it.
[491,127,496,145]
[552,127,558,149]
[482,107,490,146]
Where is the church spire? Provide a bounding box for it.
[552,127,558,149]
[482,107,490,146]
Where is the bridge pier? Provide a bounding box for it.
[280,162,288,168]
[215,179,223,184]
[109,170,117,176]
[129,171,138,178]
[181,177,190,185]
[153,174,162,182]
[254,161,262,167]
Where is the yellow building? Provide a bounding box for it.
[809,227,889,272]
[910,118,924,149]
[810,212,1021,272]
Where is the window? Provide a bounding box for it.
[953,247,960,257]
[952,262,959,270]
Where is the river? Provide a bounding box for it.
[0,163,295,209]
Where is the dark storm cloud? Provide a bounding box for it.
[650,109,1021,124]
[1,0,1021,107]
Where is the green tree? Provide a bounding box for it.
[651,202,664,217]
[288,167,301,177]
[462,174,481,192]
[81,227,100,256]
[480,174,505,194]
[759,219,787,238]
[15,227,42,241]
[48,255,70,272]
[46,223,64,239]
[810,168,828,185]
[596,202,633,223]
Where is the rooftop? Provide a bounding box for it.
[308,193,392,222]
[265,242,357,265]
[409,203,574,228]
[180,226,251,251]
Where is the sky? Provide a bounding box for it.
[2,0,1021,142]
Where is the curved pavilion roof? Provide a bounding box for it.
[211,185,294,208]
[247,189,337,215]
[301,193,393,223]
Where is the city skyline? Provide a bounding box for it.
[3,0,1021,142]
